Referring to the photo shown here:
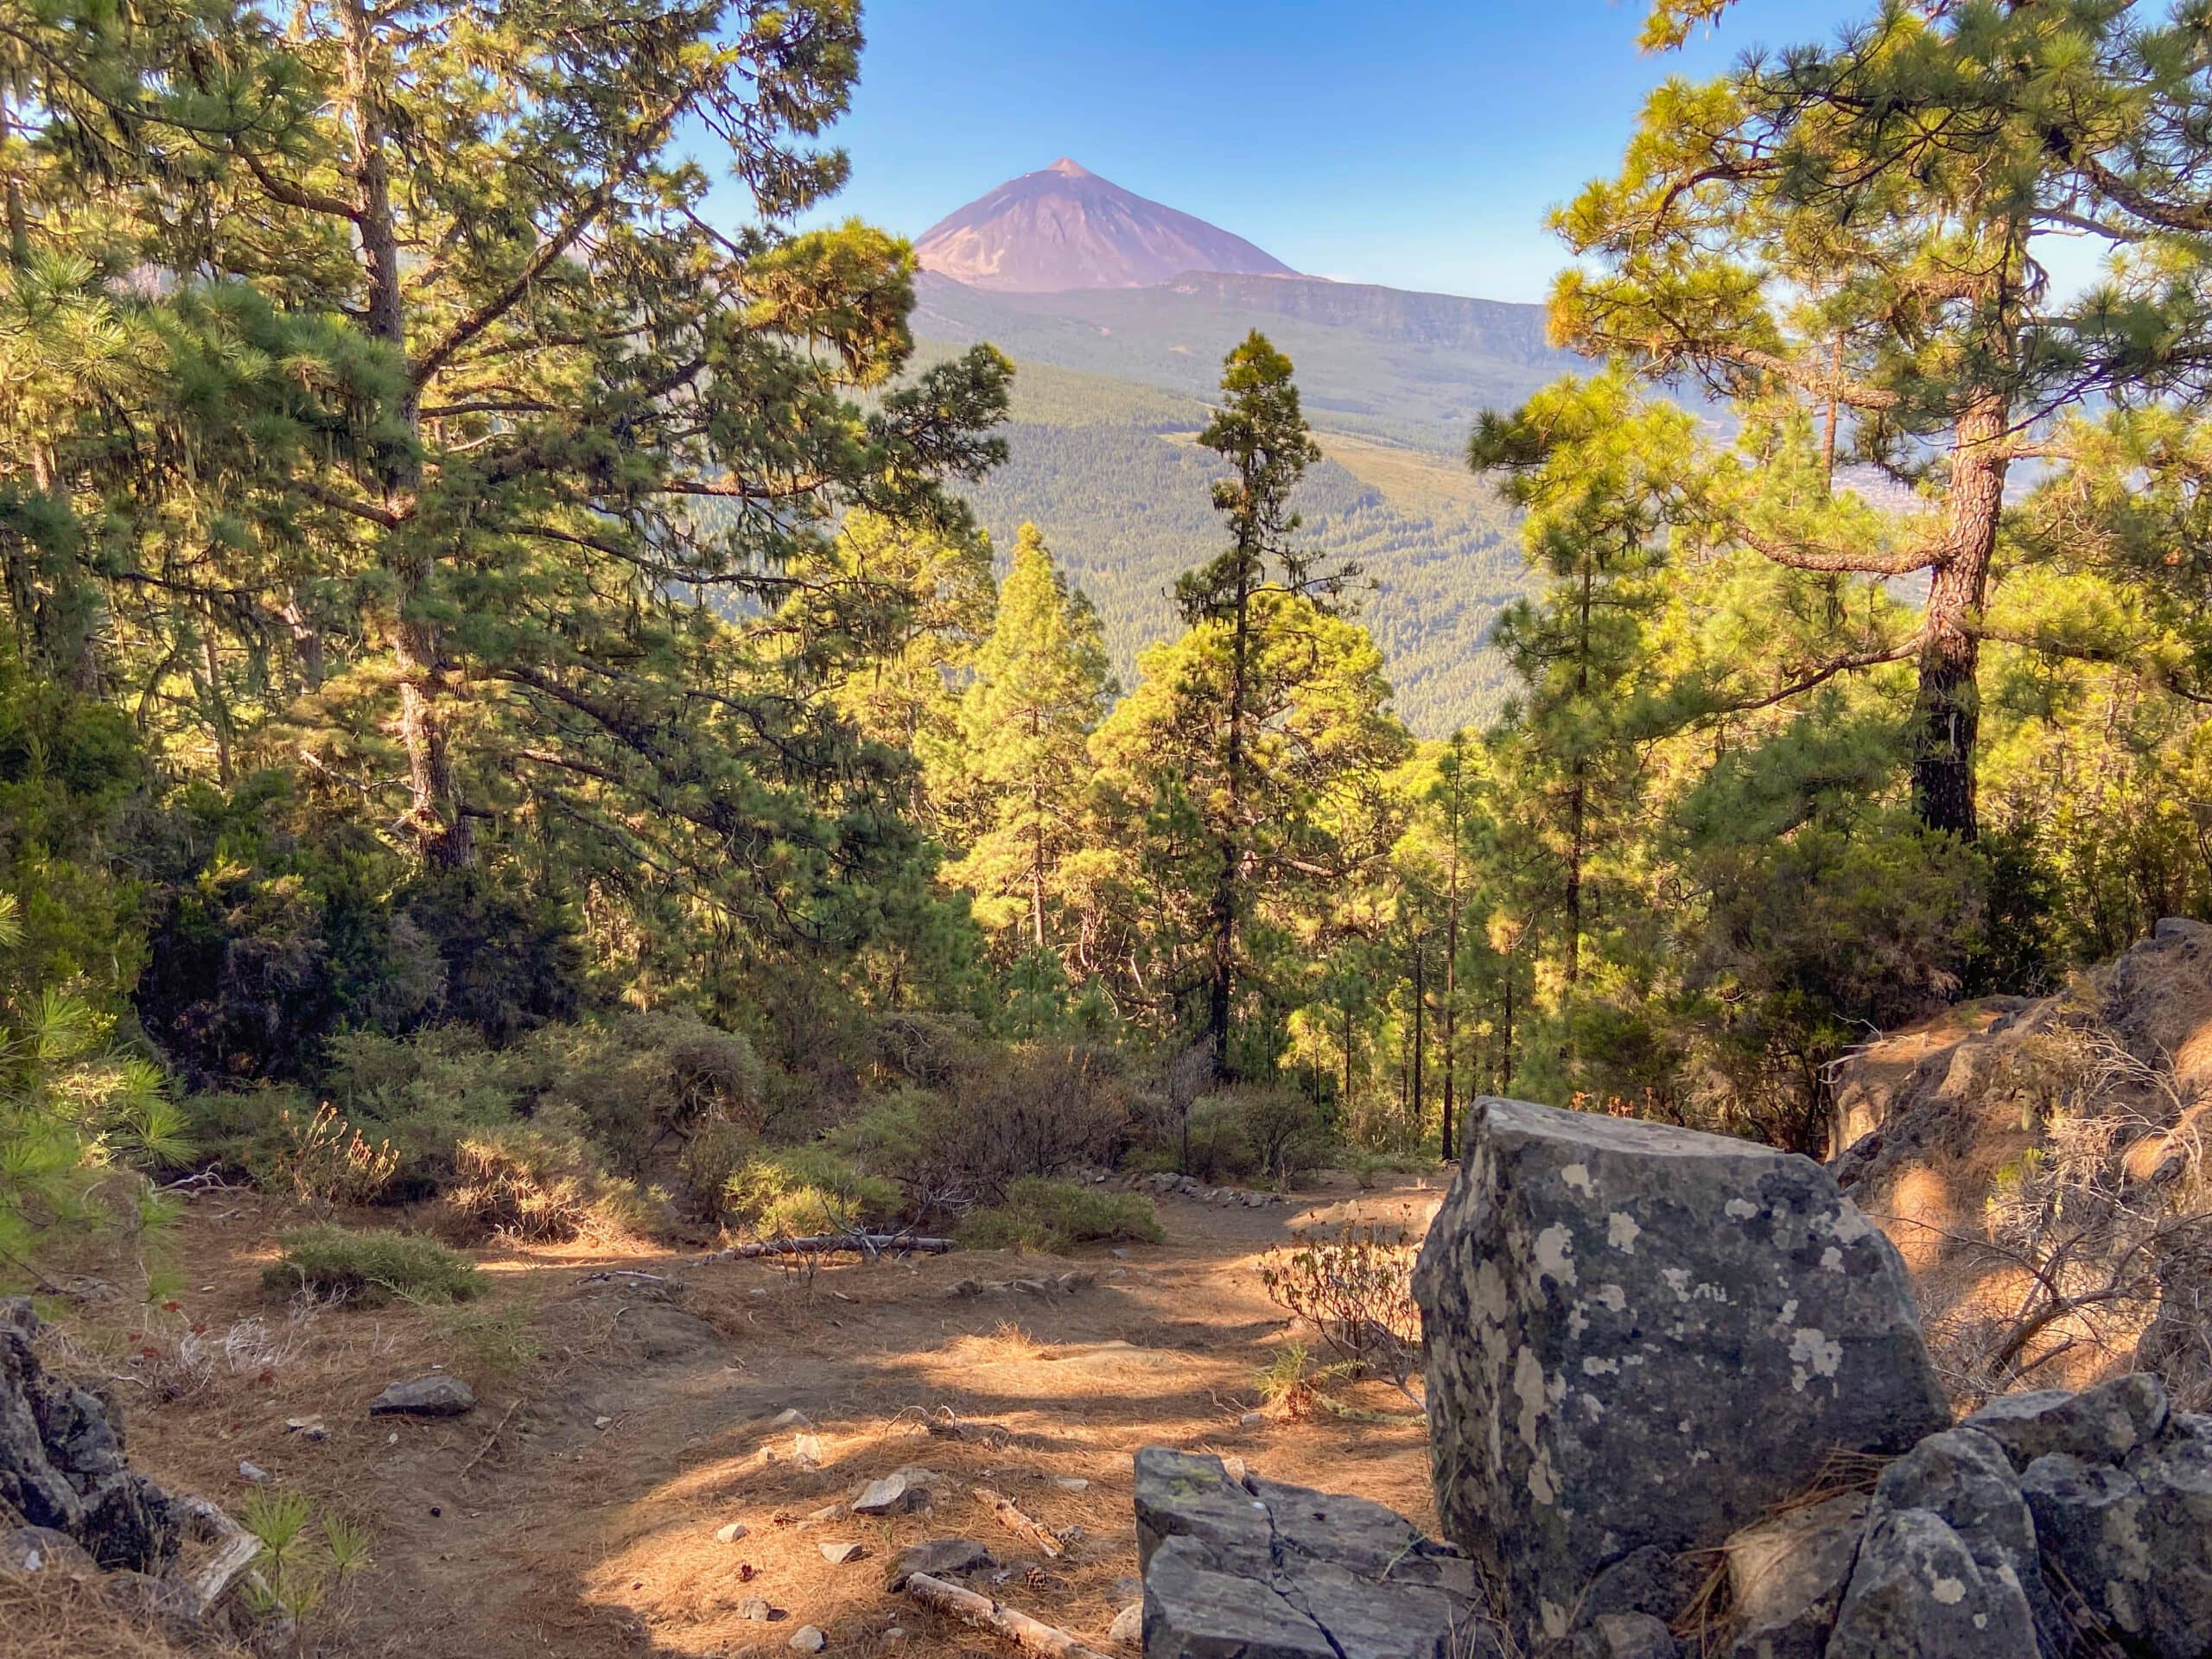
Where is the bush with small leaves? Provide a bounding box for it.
[1259,1224,1421,1385]
[721,1146,901,1239]
[265,1224,483,1305]
[958,1177,1164,1253]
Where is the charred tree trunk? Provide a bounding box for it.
[1910,395,2007,842]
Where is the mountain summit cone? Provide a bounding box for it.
[915,161,1296,292]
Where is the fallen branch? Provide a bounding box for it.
[974,1484,1062,1560]
[176,1495,262,1618]
[903,1572,1110,1659]
[695,1234,955,1263]
[458,1396,526,1478]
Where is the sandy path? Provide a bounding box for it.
[79,1174,1447,1659]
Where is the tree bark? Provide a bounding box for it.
[1910,394,2008,842]
[1205,572,1251,1076]
[340,0,471,868]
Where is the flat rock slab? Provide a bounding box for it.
[1722,1491,1866,1659]
[1412,1096,1946,1649]
[368,1375,476,1417]
[888,1536,993,1591]
[1135,1449,1496,1659]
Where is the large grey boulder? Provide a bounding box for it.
[1412,1097,1947,1647]
[1134,1449,1497,1659]
[1824,1506,2035,1659]
[1722,1492,1866,1659]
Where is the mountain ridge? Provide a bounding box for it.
[914,159,1297,292]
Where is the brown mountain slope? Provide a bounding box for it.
[914,159,1296,292]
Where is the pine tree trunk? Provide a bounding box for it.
[1910,395,2007,842]
[341,0,470,868]
[1206,576,1251,1075]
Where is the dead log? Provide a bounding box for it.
[903,1572,1111,1659]
[974,1484,1062,1560]
[696,1234,954,1263]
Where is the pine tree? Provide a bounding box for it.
[1470,373,1694,1028]
[947,524,1115,962]
[1174,332,1357,1071]
[1556,0,2212,837]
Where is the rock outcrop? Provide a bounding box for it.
[1132,1448,1498,1659]
[0,1297,180,1571]
[1412,1096,1947,1647]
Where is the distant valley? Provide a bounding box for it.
[906,162,1592,733]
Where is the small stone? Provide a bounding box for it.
[807,1503,845,1523]
[883,1629,907,1644]
[1055,1478,1090,1493]
[1107,1601,1143,1648]
[853,1467,938,1516]
[716,1522,750,1544]
[770,1408,813,1428]
[369,1374,476,1417]
[738,1597,774,1621]
[819,1541,865,1564]
[283,1417,327,1441]
[787,1625,825,1653]
[793,1433,824,1467]
[0,1527,96,1577]
[238,1460,269,1484]
[1238,1410,1265,1427]
[594,1414,613,1430]
[1217,1457,1249,1487]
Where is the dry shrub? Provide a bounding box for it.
[828,1043,1134,1223]
[1260,1224,1422,1389]
[1916,1023,2212,1408]
[444,1122,653,1242]
[126,1306,317,1402]
[258,1101,398,1207]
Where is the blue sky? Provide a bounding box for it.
[779,1,1876,302]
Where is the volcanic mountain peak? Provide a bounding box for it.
[915,161,1297,293]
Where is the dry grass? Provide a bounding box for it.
[0,1570,250,1659]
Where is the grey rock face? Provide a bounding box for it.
[1412,1097,1947,1647]
[1825,1506,2036,1659]
[0,1298,179,1571]
[1582,1612,1678,1659]
[367,1373,476,1417]
[1722,1492,1866,1659]
[1135,1449,1497,1659]
[1863,1427,2050,1646]
[1962,1373,2170,1472]
[2024,1432,2212,1659]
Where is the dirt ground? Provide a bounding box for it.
[30,1173,1450,1659]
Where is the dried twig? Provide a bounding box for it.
[903,1572,1109,1659]
[974,1485,1061,1560]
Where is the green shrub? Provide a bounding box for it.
[721,1146,900,1239]
[958,1176,1164,1254]
[445,1120,655,1242]
[525,1010,767,1179]
[265,1224,483,1304]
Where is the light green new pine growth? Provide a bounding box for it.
[949,524,1116,957]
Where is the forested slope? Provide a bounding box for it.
[925,349,1530,731]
